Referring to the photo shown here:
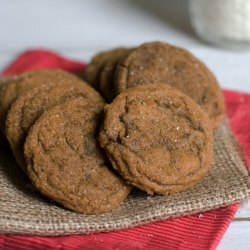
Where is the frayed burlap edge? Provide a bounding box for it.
[1,119,250,236]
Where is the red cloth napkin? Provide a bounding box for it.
[0,49,249,250]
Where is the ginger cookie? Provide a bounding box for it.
[24,97,132,214]
[99,83,213,195]
[115,41,225,129]
[0,68,84,134]
[83,47,127,93]
[99,48,131,102]
[6,79,104,173]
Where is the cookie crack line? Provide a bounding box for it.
[118,96,130,139]
[65,134,78,154]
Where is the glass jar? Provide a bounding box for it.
[188,0,250,50]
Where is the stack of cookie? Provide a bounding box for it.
[83,41,224,200]
[0,41,225,214]
[0,69,132,214]
[84,41,225,129]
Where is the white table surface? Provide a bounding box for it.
[0,0,250,249]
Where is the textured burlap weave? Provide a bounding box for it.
[0,120,250,236]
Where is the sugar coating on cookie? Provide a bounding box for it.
[6,79,104,173]
[115,41,225,129]
[0,68,85,134]
[99,83,213,195]
[24,98,132,214]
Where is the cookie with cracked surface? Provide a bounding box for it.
[24,97,132,214]
[0,68,84,134]
[6,78,104,173]
[115,41,225,129]
[99,83,213,195]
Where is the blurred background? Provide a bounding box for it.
[0,0,249,93]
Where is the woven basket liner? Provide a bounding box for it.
[0,120,250,236]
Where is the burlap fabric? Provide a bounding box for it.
[0,120,250,236]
